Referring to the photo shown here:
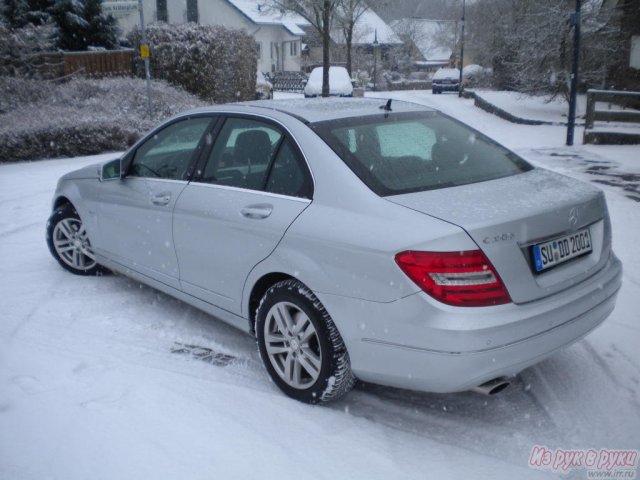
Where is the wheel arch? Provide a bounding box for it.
[246,272,297,333]
[53,195,73,211]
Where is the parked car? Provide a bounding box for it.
[432,68,461,94]
[255,71,273,100]
[47,98,622,404]
[304,66,353,98]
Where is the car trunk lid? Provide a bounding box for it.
[387,168,611,304]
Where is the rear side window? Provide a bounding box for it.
[202,117,283,190]
[311,112,532,196]
[200,117,313,199]
[265,139,312,199]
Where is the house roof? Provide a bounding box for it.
[226,0,310,36]
[332,9,402,45]
[390,18,455,62]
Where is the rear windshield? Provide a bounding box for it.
[310,111,532,196]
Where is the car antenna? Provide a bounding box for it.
[379,99,392,111]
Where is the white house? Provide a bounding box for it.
[104,0,308,73]
[331,9,401,47]
[390,18,456,70]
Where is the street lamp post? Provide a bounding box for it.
[372,29,379,92]
[458,0,466,97]
[138,0,153,119]
[566,0,581,146]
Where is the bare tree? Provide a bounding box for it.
[266,0,340,96]
[464,0,626,99]
[335,0,369,76]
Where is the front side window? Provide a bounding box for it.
[202,117,283,191]
[129,117,212,180]
[311,112,532,196]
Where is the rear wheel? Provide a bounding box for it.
[256,279,355,404]
[46,203,106,276]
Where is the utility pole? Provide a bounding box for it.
[372,29,379,91]
[566,0,581,146]
[458,0,465,98]
[138,0,153,119]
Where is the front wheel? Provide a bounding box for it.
[46,203,106,276]
[256,279,355,404]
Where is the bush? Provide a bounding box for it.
[0,76,204,162]
[0,21,58,77]
[129,23,257,103]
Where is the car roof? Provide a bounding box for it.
[185,98,435,124]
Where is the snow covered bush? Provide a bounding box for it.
[0,76,204,162]
[129,23,257,104]
[0,21,58,77]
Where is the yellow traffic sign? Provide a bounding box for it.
[140,44,150,59]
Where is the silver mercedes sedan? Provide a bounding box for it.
[47,98,622,404]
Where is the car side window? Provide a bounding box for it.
[202,117,283,191]
[129,117,212,180]
[265,139,312,199]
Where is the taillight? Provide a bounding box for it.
[395,250,512,307]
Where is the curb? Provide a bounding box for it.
[462,90,581,127]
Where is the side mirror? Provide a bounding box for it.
[100,158,122,181]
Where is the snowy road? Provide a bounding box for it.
[1,92,639,479]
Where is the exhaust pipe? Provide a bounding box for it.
[471,377,510,396]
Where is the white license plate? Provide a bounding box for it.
[532,228,592,272]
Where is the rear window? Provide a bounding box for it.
[433,69,460,80]
[310,111,532,196]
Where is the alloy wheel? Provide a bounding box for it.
[263,301,322,389]
[52,218,97,271]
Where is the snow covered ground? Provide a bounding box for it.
[1,91,639,480]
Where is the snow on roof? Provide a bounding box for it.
[390,18,455,62]
[332,9,402,46]
[226,0,309,35]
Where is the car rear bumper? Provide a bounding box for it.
[316,252,622,393]
[433,83,460,92]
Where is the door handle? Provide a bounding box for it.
[241,204,273,219]
[151,193,171,206]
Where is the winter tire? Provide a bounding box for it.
[46,203,106,276]
[256,279,355,404]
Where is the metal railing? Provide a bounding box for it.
[266,71,307,93]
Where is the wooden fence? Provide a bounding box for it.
[32,49,135,79]
[584,89,640,144]
[62,49,135,78]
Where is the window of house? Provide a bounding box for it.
[156,0,168,22]
[256,42,262,60]
[290,42,298,57]
[186,0,198,23]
